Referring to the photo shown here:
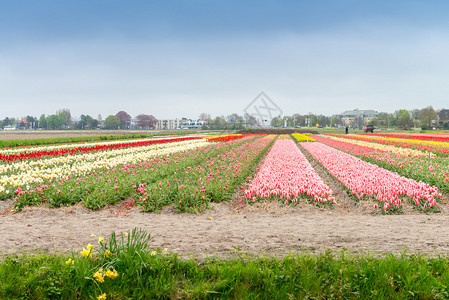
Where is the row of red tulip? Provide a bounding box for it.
[301,142,442,213]
[245,139,334,205]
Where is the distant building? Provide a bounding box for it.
[180,119,206,129]
[438,109,449,126]
[339,109,379,128]
[156,119,183,130]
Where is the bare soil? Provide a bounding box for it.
[2,196,449,258]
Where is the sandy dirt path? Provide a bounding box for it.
[2,199,449,258]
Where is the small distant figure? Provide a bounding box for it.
[345,126,349,134]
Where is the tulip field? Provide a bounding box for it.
[3,131,449,299]
[0,131,448,214]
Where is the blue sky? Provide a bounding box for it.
[1,1,449,120]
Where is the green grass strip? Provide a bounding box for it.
[2,228,449,299]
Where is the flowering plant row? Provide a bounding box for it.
[0,136,202,162]
[245,139,334,206]
[330,134,449,157]
[370,132,449,143]
[362,152,449,194]
[0,139,210,198]
[277,134,291,140]
[311,135,449,195]
[0,136,184,155]
[311,135,381,156]
[291,133,316,142]
[301,142,442,213]
[135,136,273,212]
[324,135,431,157]
[12,136,273,211]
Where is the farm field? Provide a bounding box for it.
[1,131,449,257]
[3,131,449,298]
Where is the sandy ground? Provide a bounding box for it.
[2,197,449,258]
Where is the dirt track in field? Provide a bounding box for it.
[2,196,449,258]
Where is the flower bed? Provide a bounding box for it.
[245,139,334,206]
[301,142,442,213]
[291,133,315,142]
[12,136,274,211]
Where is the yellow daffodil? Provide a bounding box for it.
[80,248,92,259]
[93,269,105,283]
[97,293,107,300]
[104,269,119,280]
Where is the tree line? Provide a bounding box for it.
[0,106,445,131]
[0,109,157,130]
[198,106,444,130]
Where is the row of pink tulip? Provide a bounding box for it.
[300,142,442,212]
[245,140,334,205]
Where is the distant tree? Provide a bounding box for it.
[136,114,157,129]
[97,114,103,122]
[244,113,258,127]
[209,116,227,130]
[271,117,282,128]
[39,115,47,129]
[397,110,414,130]
[47,114,63,129]
[56,109,72,127]
[309,114,317,127]
[86,115,98,129]
[419,106,437,129]
[316,115,330,127]
[410,109,420,128]
[2,117,10,126]
[199,113,211,121]
[227,113,244,130]
[105,115,121,129]
[115,111,131,129]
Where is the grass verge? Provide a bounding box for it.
[2,228,449,299]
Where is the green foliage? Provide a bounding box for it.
[3,230,449,300]
[104,115,122,130]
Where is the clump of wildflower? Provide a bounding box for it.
[93,268,119,283]
[93,268,105,283]
[80,248,92,259]
[104,250,112,258]
[104,269,119,280]
[98,237,104,244]
[65,258,74,265]
[97,293,106,300]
